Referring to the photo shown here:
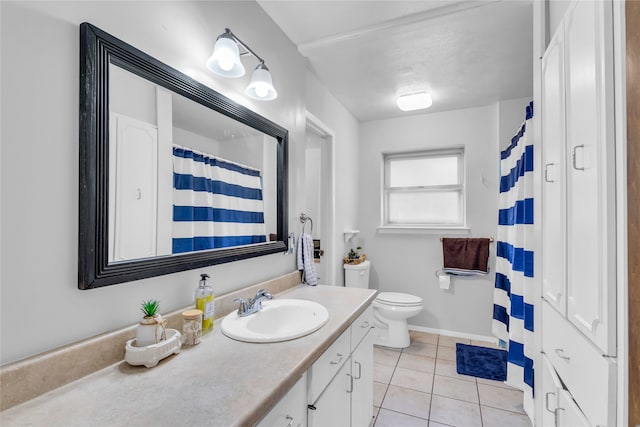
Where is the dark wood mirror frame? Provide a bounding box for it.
[79,22,288,290]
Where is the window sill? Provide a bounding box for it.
[376,226,470,235]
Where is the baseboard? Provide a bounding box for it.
[408,324,499,345]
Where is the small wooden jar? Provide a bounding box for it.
[181,309,203,346]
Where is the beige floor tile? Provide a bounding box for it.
[390,367,434,393]
[476,377,518,389]
[470,339,502,349]
[374,408,429,427]
[403,341,438,358]
[410,330,439,345]
[397,352,436,373]
[478,383,526,414]
[427,422,451,427]
[381,385,431,419]
[374,363,395,384]
[438,335,471,348]
[436,345,457,361]
[432,374,479,404]
[374,347,401,367]
[481,406,533,427]
[374,381,388,407]
[434,358,476,383]
[429,395,482,427]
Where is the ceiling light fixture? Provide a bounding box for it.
[206,28,278,101]
[396,92,432,111]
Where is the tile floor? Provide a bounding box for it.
[371,331,532,427]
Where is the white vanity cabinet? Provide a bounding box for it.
[308,306,374,427]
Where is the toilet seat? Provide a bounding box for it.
[375,292,422,307]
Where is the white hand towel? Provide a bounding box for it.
[297,233,318,285]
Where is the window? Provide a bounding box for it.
[383,148,465,228]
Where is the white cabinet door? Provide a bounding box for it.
[308,358,352,427]
[564,0,616,355]
[557,390,592,427]
[351,331,374,427]
[541,23,567,316]
[541,354,563,427]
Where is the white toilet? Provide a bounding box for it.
[344,260,423,348]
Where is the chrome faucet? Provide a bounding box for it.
[234,289,273,317]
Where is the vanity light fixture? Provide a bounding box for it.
[206,28,278,101]
[396,92,433,111]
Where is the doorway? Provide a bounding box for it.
[304,112,335,285]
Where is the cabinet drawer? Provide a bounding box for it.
[350,305,373,353]
[542,301,615,426]
[308,329,350,404]
[258,373,307,427]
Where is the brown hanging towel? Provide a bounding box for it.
[441,238,491,275]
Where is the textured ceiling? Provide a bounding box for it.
[258,0,533,121]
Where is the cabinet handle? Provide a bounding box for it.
[555,348,570,361]
[544,163,555,182]
[330,353,343,365]
[354,361,362,379]
[545,392,556,413]
[346,373,353,393]
[572,144,586,170]
[361,321,370,329]
[285,415,295,427]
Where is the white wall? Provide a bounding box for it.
[358,101,529,337]
[304,73,361,286]
[0,1,357,365]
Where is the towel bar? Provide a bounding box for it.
[439,237,494,242]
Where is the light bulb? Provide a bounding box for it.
[217,54,234,71]
[254,84,269,98]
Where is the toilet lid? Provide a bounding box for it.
[376,292,422,306]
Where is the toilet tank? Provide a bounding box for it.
[343,260,371,288]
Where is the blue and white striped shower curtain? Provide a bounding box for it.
[492,102,535,419]
[172,146,267,254]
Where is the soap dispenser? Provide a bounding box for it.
[194,273,215,333]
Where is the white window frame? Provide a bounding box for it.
[379,147,468,233]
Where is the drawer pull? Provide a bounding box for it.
[572,144,586,170]
[330,353,344,365]
[545,392,556,413]
[346,373,354,393]
[285,415,294,427]
[361,321,370,328]
[544,163,556,182]
[354,360,362,379]
[555,348,570,361]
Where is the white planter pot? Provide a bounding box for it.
[135,315,165,347]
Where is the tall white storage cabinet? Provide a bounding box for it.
[540,0,617,426]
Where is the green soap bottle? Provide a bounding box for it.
[194,273,215,332]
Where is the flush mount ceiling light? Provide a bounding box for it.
[396,92,433,111]
[206,28,278,101]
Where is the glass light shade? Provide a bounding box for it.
[245,65,277,101]
[206,35,245,78]
[396,92,433,111]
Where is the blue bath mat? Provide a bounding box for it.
[456,343,507,381]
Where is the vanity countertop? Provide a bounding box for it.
[1,285,376,427]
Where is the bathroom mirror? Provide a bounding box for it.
[79,23,288,289]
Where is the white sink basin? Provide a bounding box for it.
[220,299,329,343]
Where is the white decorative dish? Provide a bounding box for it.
[125,328,181,368]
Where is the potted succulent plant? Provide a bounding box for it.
[135,299,166,347]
